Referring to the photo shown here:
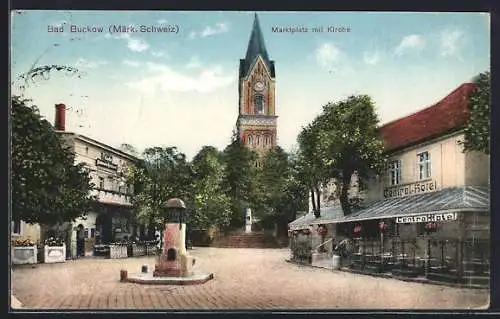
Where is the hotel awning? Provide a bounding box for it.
[288,186,490,228]
[288,206,344,230]
[338,185,489,223]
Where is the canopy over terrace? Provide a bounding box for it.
[289,186,490,229]
[288,206,344,230]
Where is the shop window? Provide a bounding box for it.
[417,151,431,180]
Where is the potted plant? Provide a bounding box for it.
[12,238,37,265]
[43,237,66,263]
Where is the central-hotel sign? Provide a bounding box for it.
[396,212,458,224]
[384,180,437,199]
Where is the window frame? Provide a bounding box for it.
[98,176,105,189]
[417,151,431,180]
[389,159,402,185]
[253,94,265,115]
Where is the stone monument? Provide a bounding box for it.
[153,198,195,277]
[245,208,252,233]
[123,198,213,285]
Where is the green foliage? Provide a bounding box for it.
[256,147,309,233]
[221,134,260,229]
[297,123,328,217]
[462,71,490,155]
[297,95,387,216]
[190,146,232,230]
[125,146,193,230]
[11,96,97,225]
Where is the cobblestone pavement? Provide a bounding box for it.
[11,248,489,310]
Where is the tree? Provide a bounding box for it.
[11,96,97,225]
[462,71,490,155]
[258,147,309,235]
[221,132,260,229]
[125,146,194,234]
[315,95,386,215]
[119,143,140,157]
[190,146,232,230]
[297,121,328,218]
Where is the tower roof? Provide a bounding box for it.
[241,13,274,77]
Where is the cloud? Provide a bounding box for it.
[125,62,234,95]
[363,51,381,65]
[440,28,464,58]
[157,19,168,24]
[315,43,341,68]
[105,32,150,52]
[189,22,229,39]
[123,60,141,67]
[186,56,202,69]
[394,34,426,56]
[151,51,166,57]
[75,58,108,69]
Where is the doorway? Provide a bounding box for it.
[76,224,85,257]
[96,213,113,244]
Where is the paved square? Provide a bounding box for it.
[11,248,489,310]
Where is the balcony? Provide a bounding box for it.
[90,188,132,206]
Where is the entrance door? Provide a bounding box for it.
[76,224,85,257]
[96,213,113,244]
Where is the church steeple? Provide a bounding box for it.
[236,13,278,160]
[240,13,274,78]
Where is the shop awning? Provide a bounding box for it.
[339,185,490,223]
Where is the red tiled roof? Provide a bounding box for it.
[380,83,477,152]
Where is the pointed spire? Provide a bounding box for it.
[242,13,272,77]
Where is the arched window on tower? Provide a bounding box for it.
[257,135,261,146]
[254,95,265,115]
[248,135,254,146]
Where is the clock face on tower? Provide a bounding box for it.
[254,81,265,91]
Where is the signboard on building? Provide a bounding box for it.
[384,180,437,199]
[395,212,458,224]
[96,152,118,171]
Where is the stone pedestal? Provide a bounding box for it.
[123,198,212,285]
[153,223,196,278]
[245,208,252,234]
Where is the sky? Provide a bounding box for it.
[10,11,490,160]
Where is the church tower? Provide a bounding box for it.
[236,13,278,161]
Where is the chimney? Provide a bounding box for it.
[54,103,66,131]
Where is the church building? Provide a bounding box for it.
[236,14,278,165]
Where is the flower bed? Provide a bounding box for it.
[12,239,37,265]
